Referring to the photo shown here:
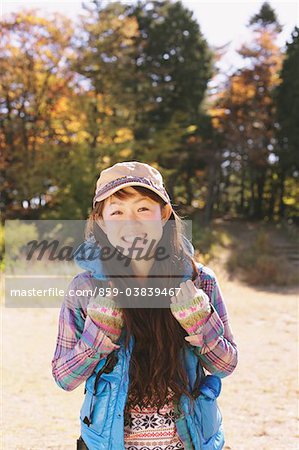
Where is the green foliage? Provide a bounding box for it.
[248,2,282,31]
[4,220,38,272]
[133,0,213,126]
[39,144,100,219]
[192,222,231,264]
[275,27,299,173]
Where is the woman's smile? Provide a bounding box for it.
[121,233,147,244]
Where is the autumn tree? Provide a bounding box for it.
[211,2,283,220]
[73,1,138,160]
[0,10,74,220]
[75,0,213,204]
[1,2,213,220]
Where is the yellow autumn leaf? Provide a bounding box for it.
[114,128,134,144]
[123,17,139,39]
[186,125,197,133]
[150,162,161,170]
[102,156,111,164]
[60,135,70,143]
[66,122,78,133]
[75,131,91,142]
[208,108,227,118]
[283,197,296,206]
[211,117,220,128]
[54,97,69,114]
[119,148,132,158]
[96,135,113,145]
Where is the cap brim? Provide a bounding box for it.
[93,181,170,207]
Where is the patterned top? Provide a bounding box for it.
[51,267,238,448]
[124,389,185,450]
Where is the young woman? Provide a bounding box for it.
[52,161,238,450]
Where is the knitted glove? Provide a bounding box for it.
[87,294,124,343]
[170,279,212,335]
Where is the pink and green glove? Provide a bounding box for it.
[170,279,212,342]
[87,294,124,344]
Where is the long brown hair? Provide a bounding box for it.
[85,186,199,413]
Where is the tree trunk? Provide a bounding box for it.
[215,173,221,213]
[256,171,266,220]
[204,162,217,225]
[279,170,286,219]
[185,175,193,206]
[239,155,245,214]
[267,172,276,221]
[249,170,255,217]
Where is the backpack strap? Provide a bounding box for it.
[191,358,205,399]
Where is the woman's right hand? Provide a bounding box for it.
[87,285,124,343]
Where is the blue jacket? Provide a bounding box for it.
[75,237,225,449]
[80,331,224,450]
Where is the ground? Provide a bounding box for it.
[2,271,298,449]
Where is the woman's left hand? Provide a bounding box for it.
[169,280,212,336]
[170,279,210,312]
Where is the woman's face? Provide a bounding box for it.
[97,187,172,259]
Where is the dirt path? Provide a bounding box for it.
[2,275,298,449]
